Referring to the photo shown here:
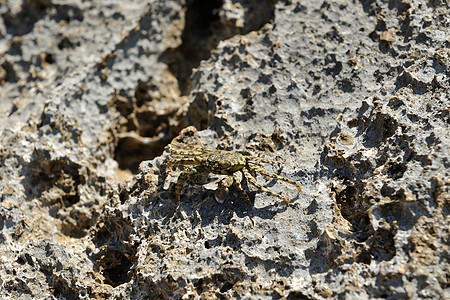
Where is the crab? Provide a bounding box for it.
[165,146,301,204]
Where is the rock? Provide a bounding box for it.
[0,0,448,298]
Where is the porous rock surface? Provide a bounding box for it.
[0,0,448,298]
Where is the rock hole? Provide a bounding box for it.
[21,151,101,238]
[334,184,372,242]
[57,36,76,50]
[92,215,137,287]
[1,61,19,84]
[52,278,79,300]
[364,113,398,146]
[160,0,223,96]
[204,240,211,249]
[3,0,51,36]
[368,228,396,261]
[194,278,204,294]
[220,281,234,293]
[100,249,135,287]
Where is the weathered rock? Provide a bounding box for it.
[0,0,448,298]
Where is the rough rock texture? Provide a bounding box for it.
[0,0,448,299]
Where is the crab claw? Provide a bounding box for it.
[215,187,229,203]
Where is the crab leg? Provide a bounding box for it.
[242,168,290,203]
[248,162,302,192]
[166,156,200,167]
[170,149,205,156]
[247,156,285,165]
[215,175,234,203]
[175,169,188,201]
[168,146,213,156]
[215,171,252,205]
[232,171,252,205]
[175,167,209,201]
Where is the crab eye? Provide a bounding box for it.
[222,161,231,168]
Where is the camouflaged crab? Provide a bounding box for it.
[165,146,301,204]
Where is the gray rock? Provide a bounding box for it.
[0,0,448,299]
